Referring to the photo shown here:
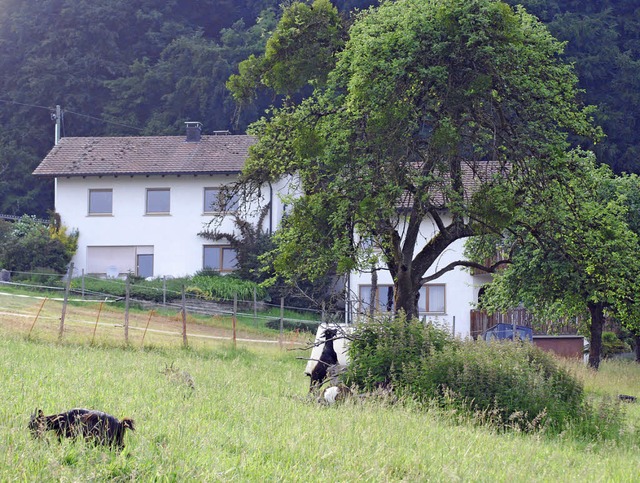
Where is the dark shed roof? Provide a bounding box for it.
[33,135,255,177]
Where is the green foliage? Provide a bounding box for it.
[70,272,266,303]
[188,273,266,301]
[601,331,631,359]
[346,314,597,433]
[345,314,456,390]
[228,0,345,102]
[11,267,63,286]
[0,0,639,219]
[511,0,640,173]
[469,152,640,367]
[240,0,599,319]
[0,215,74,273]
[418,341,588,433]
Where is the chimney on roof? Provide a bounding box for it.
[185,121,202,142]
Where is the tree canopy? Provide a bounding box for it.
[236,0,600,319]
[467,152,640,368]
[0,0,638,218]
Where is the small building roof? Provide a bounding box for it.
[32,134,256,177]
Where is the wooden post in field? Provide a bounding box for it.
[81,269,85,299]
[28,297,48,337]
[279,296,284,349]
[163,276,166,306]
[124,275,130,344]
[58,262,73,340]
[141,310,154,347]
[181,285,188,348]
[253,286,257,328]
[233,293,237,349]
[91,298,106,345]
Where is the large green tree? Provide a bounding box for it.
[468,152,640,368]
[232,0,599,320]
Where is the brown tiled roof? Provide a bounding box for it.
[33,135,256,177]
[398,159,509,209]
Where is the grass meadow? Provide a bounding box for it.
[1,292,640,480]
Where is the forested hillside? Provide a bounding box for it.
[0,0,637,217]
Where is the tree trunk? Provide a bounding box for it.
[635,333,640,364]
[394,269,420,320]
[587,302,605,370]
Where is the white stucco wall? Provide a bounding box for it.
[55,174,285,278]
[55,172,485,337]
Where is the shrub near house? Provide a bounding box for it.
[0,215,77,274]
[345,315,606,434]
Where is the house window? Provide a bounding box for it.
[358,284,446,314]
[88,189,112,215]
[146,188,170,214]
[203,187,240,213]
[420,284,446,313]
[203,245,237,272]
[86,245,153,277]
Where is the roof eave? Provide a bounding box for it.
[33,170,243,178]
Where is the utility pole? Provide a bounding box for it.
[52,105,63,145]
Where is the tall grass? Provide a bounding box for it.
[1,331,640,481]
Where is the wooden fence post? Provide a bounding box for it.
[279,296,284,349]
[91,298,106,345]
[163,276,166,306]
[233,293,237,349]
[58,262,73,340]
[253,287,257,328]
[181,285,188,348]
[141,310,154,347]
[28,297,48,338]
[124,275,130,344]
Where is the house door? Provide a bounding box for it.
[136,254,153,278]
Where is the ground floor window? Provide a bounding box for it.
[358,283,446,314]
[87,246,154,278]
[203,245,237,272]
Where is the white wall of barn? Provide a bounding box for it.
[55,174,288,278]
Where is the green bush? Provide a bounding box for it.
[346,314,590,433]
[345,314,455,389]
[417,340,586,432]
[12,267,64,286]
[601,331,631,358]
[70,273,266,303]
[188,273,266,301]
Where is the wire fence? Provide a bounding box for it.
[0,267,337,350]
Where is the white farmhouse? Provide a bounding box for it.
[33,123,492,337]
[33,123,286,279]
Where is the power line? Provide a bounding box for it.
[0,98,53,111]
[0,98,144,132]
[63,108,145,132]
